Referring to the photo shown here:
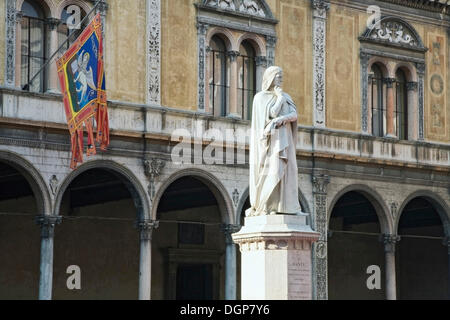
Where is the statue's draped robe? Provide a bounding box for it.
[247,91,302,216]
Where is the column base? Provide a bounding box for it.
[232,214,319,300]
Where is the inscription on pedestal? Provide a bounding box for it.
[288,250,312,300]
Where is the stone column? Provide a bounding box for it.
[227,51,240,118]
[197,22,208,112]
[312,0,330,128]
[384,78,396,138]
[416,62,425,141]
[137,219,159,300]
[46,18,61,93]
[406,81,418,140]
[255,56,267,92]
[36,215,62,300]
[146,0,161,105]
[221,224,241,300]
[311,174,330,300]
[383,234,400,300]
[233,215,319,300]
[443,237,450,300]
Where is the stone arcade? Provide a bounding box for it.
[0,0,449,300]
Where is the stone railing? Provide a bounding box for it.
[0,87,449,169]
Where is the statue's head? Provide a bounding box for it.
[262,66,283,92]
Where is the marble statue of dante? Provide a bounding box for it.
[246,66,302,217]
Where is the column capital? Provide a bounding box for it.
[36,215,62,238]
[95,0,109,15]
[46,18,61,30]
[381,234,401,253]
[383,78,396,88]
[360,51,371,66]
[312,174,330,194]
[221,224,241,244]
[227,51,240,62]
[312,0,330,18]
[14,10,23,24]
[255,56,268,67]
[265,35,277,48]
[416,62,426,76]
[137,220,159,241]
[196,22,209,35]
[406,81,418,92]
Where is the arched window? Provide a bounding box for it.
[21,0,47,92]
[238,40,256,120]
[208,35,229,117]
[370,64,386,137]
[58,5,88,50]
[395,69,408,140]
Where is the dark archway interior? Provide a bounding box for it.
[328,191,385,300]
[0,162,40,299]
[53,168,139,300]
[397,197,448,300]
[153,176,225,300]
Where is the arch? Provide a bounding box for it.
[395,190,450,237]
[235,186,312,224]
[393,61,417,82]
[152,168,234,224]
[54,160,150,220]
[55,0,92,18]
[368,58,389,78]
[236,33,266,56]
[328,184,392,234]
[17,0,54,18]
[0,150,51,215]
[206,27,236,52]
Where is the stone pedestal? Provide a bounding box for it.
[232,215,319,300]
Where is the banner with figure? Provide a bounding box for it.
[57,13,109,169]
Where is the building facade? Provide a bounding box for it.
[0,0,449,300]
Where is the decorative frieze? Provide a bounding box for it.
[312,0,329,128]
[5,0,18,87]
[416,62,425,140]
[197,22,209,111]
[147,0,161,105]
[204,0,270,18]
[360,51,371,134]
